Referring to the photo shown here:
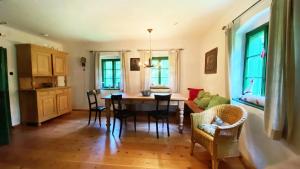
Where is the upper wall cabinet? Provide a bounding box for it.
[53,51,67,76]
[31,46,53,76]
[16,44,68,77]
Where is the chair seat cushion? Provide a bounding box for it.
[93,106,105,111]
[198,116,230,136]
[198,124,217,136]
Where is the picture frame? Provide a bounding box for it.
[130,58,140,71]
[205,47,218,74]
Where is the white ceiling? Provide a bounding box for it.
[0,0,236,42]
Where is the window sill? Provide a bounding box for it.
[232,98,264,111]
[150,86,170,89]
[101,88,120,91]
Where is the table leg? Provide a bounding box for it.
[105,100,111,132]
[178,101,184,134]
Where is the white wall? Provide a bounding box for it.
[197,0,299,168]
[0,25,63,126]
[64,37,203,109]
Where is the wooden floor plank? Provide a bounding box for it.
[0,111,246,169]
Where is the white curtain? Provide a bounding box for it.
[94,51,101,89]
[139,51,151,90]
[225,20,241,99]
[120,51,129,92]
[265,0,296,140]
[168,49,181,93]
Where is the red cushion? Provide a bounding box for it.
[188,88,203,101]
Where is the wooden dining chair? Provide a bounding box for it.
[111,94,137,138]
[148,94,172,139]
[86,90,106,126]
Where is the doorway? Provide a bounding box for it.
[0,47,12,145]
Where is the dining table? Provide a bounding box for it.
[101,93,187,133]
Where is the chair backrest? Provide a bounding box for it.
[214,104,248,139]
[87,90,98,110]
[94,89,101,95]
[111,94,123,112]
[216,105,246,125]
[154,94,171,113]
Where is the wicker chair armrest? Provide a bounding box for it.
[214,120,245,139]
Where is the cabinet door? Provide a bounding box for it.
[38,92,57,121]
[32,49,52,76]
[57,93,69,115]
[53,53,66,76]
[67,88,72,112]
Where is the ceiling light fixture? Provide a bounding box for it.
[143,28,156,68]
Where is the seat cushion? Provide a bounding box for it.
[207,96,230,109]
[196,90,210,99]
[187,88,203,100]
[198,116,229,136]
[91,106,105,111]
[96,106,106,111]
[212,116,225,126]
[198,124,217,136]
[184,100,204,113]
[193,97,212,109]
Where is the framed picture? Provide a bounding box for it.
[205,48,218,74]
[130,58,140,71]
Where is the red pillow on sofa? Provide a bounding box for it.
[188,88,203,100]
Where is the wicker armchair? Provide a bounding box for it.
[190,104,248,169]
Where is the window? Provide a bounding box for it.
[243,24,269,96]
[102,59,121,89]
[151,57,169,86]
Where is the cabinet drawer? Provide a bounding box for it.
[37,91,56,97]
[56,89,65,95]
[37,91,49,97]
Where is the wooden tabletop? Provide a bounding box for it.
[101,93,187,101]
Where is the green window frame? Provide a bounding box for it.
[101,58,121,89]
[151,57,169,86]
[243,23,269,96]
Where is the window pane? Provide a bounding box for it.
[151,68,159,78]
[115,78,121,88]
[161,78,169,86]
[104,61,113,69]
[160,59,169,68]
[104,70,113,79]
[161,69,169,78]
[247,31,264,57]
[102,59,120,89]
[104,78,113,88]
[151,57,170,86]
[115,69,121,79]
[115,61,121,69]
[244,56,264,78]
[152,78,159,86]
[152,59,159,66]
[243,24,268,97]
[243,78,263,96]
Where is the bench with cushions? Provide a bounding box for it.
[185,88,230,113]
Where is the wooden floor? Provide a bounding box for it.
[0,111,246,169]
